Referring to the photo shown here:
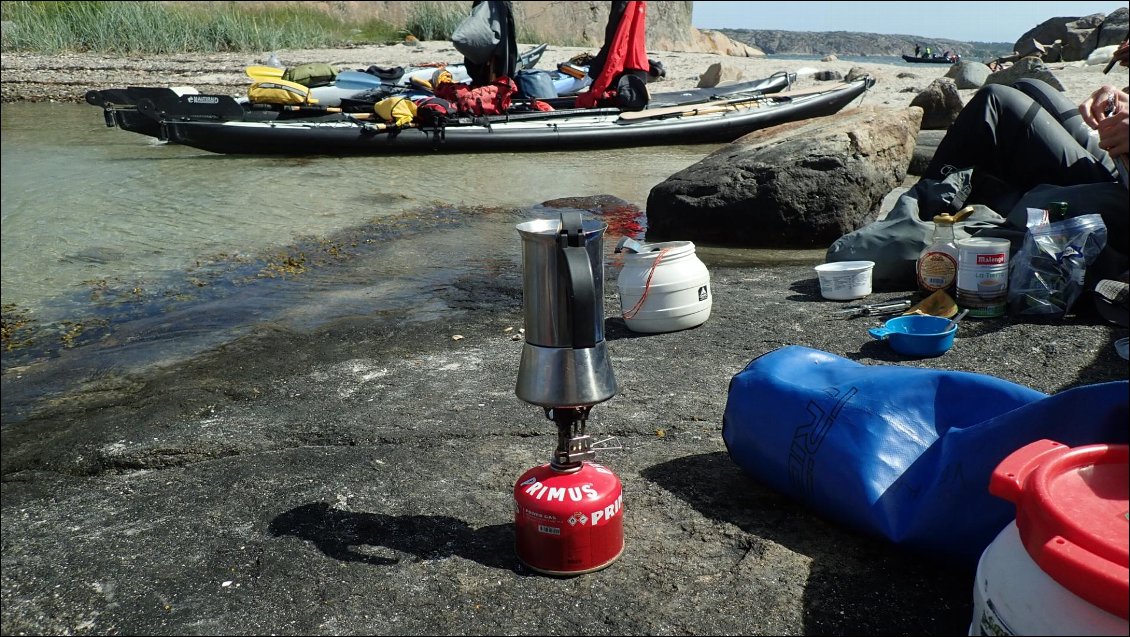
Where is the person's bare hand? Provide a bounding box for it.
[1079,85,1126,130]
[1094,90,1130,159]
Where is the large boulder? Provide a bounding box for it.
[696,62,745,88]
[1014,11,1119,61]
[645,105,922,248]
[944,61,990,90]
[844,66,871,83]
[1095,7,1129,49]
[910,78,964,130]
[690,28,765,57]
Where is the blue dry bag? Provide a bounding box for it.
[721,345,1128,563]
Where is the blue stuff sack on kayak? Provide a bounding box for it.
[515,70,558,99]
[721,345,1128,564]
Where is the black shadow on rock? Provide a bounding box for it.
[603,316,708,341]
[786,276,827,302]
[268,502,520,573]
[641,452,975,636]
[603,317,651,341]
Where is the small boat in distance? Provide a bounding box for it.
[901,54,958,65]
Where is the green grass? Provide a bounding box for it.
[403,2,465,42]
[0,1,403,54]
[0,1,587,56]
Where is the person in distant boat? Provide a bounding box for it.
[925,46,932,58]
[942,50,952,61]
[915,43,921,57]
[917,41,1129,317]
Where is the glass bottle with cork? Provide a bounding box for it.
[917,206,974,297]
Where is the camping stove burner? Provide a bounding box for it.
[545,406,622,471]
[548,406,594,470]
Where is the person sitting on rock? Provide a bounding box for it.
[916,39,1129,318]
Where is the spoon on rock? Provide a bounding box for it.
[946,308,970,332]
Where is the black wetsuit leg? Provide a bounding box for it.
[924,80,1119,188]
[1011,78,1117,174]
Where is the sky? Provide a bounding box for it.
[691,1,1123,43]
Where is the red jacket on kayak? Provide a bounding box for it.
[576,1,649,109]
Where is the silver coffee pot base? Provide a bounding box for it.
[516,341,617,408]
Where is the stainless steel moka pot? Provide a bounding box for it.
[515,211,617,409]
[513,212,625,575]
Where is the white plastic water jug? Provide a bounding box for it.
[616,240,711,334]
[970,440,1128,636]
[972,522,1128,636]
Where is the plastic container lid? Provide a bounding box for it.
[990,440,1129,619]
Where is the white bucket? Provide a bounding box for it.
[617,241,711,333]
[814,261,874,300]
[956,238,1010,318]
[970,522,1129,636]
[970,440,1129,636]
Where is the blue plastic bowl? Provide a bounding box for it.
[868,315,957,357]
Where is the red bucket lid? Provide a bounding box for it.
[991,440,1129,619]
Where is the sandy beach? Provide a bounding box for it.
[2,39,1126,108]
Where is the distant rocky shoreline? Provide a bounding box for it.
[718,7,1128,63]
[716,28,1011,60]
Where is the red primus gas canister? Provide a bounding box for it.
[513,461,624,575]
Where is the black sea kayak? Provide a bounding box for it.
[88,71,800,141]
[158,77,874,156]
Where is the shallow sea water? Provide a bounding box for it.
[0,102,823,423]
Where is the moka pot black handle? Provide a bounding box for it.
[557,211,597,349]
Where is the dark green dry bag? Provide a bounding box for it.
[283,63,339,88]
